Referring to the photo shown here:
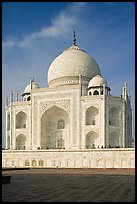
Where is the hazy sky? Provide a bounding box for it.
[2,2,135,148]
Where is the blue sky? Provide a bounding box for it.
[2,2,135,148]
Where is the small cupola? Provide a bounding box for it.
[22,79,39,101]
[87,75,111,96]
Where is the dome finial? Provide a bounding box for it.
[30,77,34,82]
[73,30,76,46]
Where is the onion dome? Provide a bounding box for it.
[48,32,101,88]
[22,79,39,96]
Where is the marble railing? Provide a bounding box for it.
[2,148,135,168]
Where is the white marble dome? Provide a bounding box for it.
[88,75,108,88]
[48,44,101,87]
[23,81,39,95]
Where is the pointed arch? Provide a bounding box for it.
[16,111,27,129]
[93,90,99,95]
[16,134,27,150]
[32,160,37,166]
[85,106,99,125]
[85,131,99,149]
[109,131,120,147]
[41,105,69,149]
[39,159,44,167]
[7,135,10,149]
[109,107,120,126]
[25,159,30,166]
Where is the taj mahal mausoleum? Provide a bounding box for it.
[2,33,135,168]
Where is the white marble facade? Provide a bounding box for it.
[3,36,134,168]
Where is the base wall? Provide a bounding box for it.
[2,148,135,168]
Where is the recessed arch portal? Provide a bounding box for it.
[41,105,69,149]
[16,111,27,129]
[85,131,99,148]
[16,134,27,150]
[109,107,120,126]
[85,106,99,125]
[109,131,120,147]
[7,135,10,149]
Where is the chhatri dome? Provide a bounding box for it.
[22,80,39,95]
[88,74,108,88]
[48,31,101,88]
[22,79,39,101]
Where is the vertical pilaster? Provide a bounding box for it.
[79,75,82,149]
[122,82,127,101]
[38,103,41,149]
[30,93,32,149]
[28,106,32,150]
[123,99,126,147]
[122,86,125,98]
[30,79,33,149]
[10,105,12,150]
[101,84,106,148]
[12,112,16,150]
[10,92,13,150]
[124,82,127,101]
[80,101,85,149]
[16,92,18,101]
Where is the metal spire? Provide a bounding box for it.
[73,30,76,46]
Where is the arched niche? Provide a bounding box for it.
[85,106,99,125]
[109,131,120,148]
[25,159,30,166]
[16,111,27,129]
[41,105,69,149]
[16,134,27,150]
[85,131,99,149]
[109,107,120,126]
[39,159,44,167]
[32,160,37,167]
[7,135,10,149]
[7,113,10,130]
